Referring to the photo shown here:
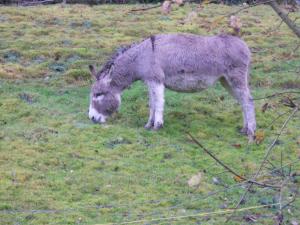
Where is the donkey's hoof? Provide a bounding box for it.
[144,124,153,130]
[239,127,248,135]
[144,121,154,130]
[248,134,255,143]
[153,122,163,131]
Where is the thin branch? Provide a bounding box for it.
[187,132,280,188]
[292,43,300,53]
[281,97,297,108]
[253,91,300,100]
[267,109,292,129]
[223,0,300,38]
[280,148,284,177]
[265,158,277,170]
[21,0,55,6]
[129,4,162,12]
[254,105,297,176]
[95,203,280,225]
[279,179,288,217]
[266,12,290,34]
[225,107,298,223]
[282,192,298,210]
[269,0,300,38]
[225,0,276,17]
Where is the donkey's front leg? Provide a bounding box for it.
[144,86,155,129]
[146,82,165,130]
[153,83,165,130]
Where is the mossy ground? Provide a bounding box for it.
[0,4,299,225]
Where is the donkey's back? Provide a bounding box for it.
[136,33,251,92]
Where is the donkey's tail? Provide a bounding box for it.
[150,35,155,51]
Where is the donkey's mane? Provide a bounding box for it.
[98,36,154,77]
[99,43,137,75]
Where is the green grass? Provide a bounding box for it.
[0,3,300,225]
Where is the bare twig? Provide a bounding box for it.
[225,107,298,223]
[282,192,298,210]
[292,43,300,53]
[253,91,300,100]
[281,97,297,108]
[21,0,55,6]
[187,132,280,188]
[95,203,280,225]
[227,0,300,38]
[129,4,162,12]
[265,158,277,170]
[269,0,300,38]
[266,12,290,34]
[279,178,288,212]
[225,0,276,17]
[278,178,289,225]
[267,109,292,129]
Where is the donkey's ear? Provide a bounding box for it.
[89,65,97,79]
[108,64,115,76]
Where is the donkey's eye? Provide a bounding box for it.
[95,93,103,98]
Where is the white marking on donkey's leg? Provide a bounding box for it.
[144,87,155,129]
[244,94,256,139]
[152,83,165,130]
[146,82,165,130]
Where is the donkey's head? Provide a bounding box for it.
[88,65,121,124]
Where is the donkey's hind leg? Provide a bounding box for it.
[220,77,248,134]
[222,68,256,141]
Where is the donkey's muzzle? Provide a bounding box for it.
[91,116,99,124]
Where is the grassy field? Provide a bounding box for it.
[0,3,300,225]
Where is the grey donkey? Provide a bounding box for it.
[88,33,256,141]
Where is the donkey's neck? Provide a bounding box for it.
[109,52,139,92]
[110,73,137,92]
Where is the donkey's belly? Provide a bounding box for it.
[164,73,215,93]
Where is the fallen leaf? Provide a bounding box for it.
[232,143,242,148]
[233,175,244,182]
[188,172,202,188]
[255,130,265,145]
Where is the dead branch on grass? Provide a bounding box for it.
[269,0,300,38]
[225,0,276,17]
[129,4,162,12]
[253,91,300,100]
[21,0,55,6]
[187,132,281,189]
[225,106,299,223]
